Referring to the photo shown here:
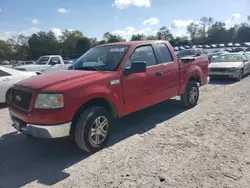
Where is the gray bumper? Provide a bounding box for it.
[13,121,71,138]
[206,76,210,84]
[209,70,240,78]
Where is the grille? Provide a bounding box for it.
[210,68,227,72]
[11,88,32,111]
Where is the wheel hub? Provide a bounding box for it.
[89,116,108,145]
[189,87,198,103]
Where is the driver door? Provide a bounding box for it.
[0,70,14,103]
[121,45,164,115]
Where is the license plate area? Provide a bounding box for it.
[10,114,26,132]
[13,120,21,131]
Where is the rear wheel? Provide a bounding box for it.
[181,81,199,108]
[74,106,111,152]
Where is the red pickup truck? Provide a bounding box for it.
[7,41,209,152]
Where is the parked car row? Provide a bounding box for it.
[13,55,72,74]
[12,61,36,68]
[174,42,250,51]
[4,40,210,152]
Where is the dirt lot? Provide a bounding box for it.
[0,76,250,188]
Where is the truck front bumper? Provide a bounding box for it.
[10,114,71,138]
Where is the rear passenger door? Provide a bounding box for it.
[153,43,179,99]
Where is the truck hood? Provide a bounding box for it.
[208,62,243,68]
[14,64,49,71]
[16,70,104,91]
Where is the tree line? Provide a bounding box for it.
[0,16,250,61]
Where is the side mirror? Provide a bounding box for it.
[124,61,146,75]
[243,60,248,63]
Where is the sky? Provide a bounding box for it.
[0,0,249,40]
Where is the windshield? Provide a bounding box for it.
[176,50,196,58]
[71,45,129,71]
[213,54,244,62]
[36,56,50,65]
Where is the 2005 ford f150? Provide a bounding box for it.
[6,41,210,152]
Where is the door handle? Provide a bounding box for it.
[156,70,163,77]
[3,78,11,81]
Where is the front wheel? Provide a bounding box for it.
[236,69,243,81]
[181,81,199,108]
[74,106,111,153]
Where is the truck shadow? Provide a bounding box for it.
[0,103,8,109]
[209,74,250,85]
[209,78,236,85]
[0,99,186,187]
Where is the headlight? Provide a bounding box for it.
[34,94,64,109]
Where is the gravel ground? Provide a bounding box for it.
[0,76,250,188]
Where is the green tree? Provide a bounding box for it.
[130,34,146,41]
[74,37,92,57]
[28,31,60,59]
[60,30,84,57]
[236,23,250,42]
[103,32,125,43]
[99,40,106,45]
[156,26,174,42]
[0,40,13,60]
[89,38,99,47]
[199,17,214,40]
[227,27,238,43]
[207,22,229,44]
[187,23,199,44]
[174,36,190,46]
[146,35,158,40]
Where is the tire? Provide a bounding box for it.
[236,69,243,81]
[74,106,112,153]
[23,133,33,138]
[181,81,199,108]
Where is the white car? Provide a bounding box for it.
[14,55,71,74]
[209,53,250,81]
[0,66,37,103]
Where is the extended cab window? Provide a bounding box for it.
[155,43,173,63]
[125,45,157,68]
[0,70,11,77]
[71,45,129,71]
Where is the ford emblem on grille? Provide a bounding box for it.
[16,95,22,102]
